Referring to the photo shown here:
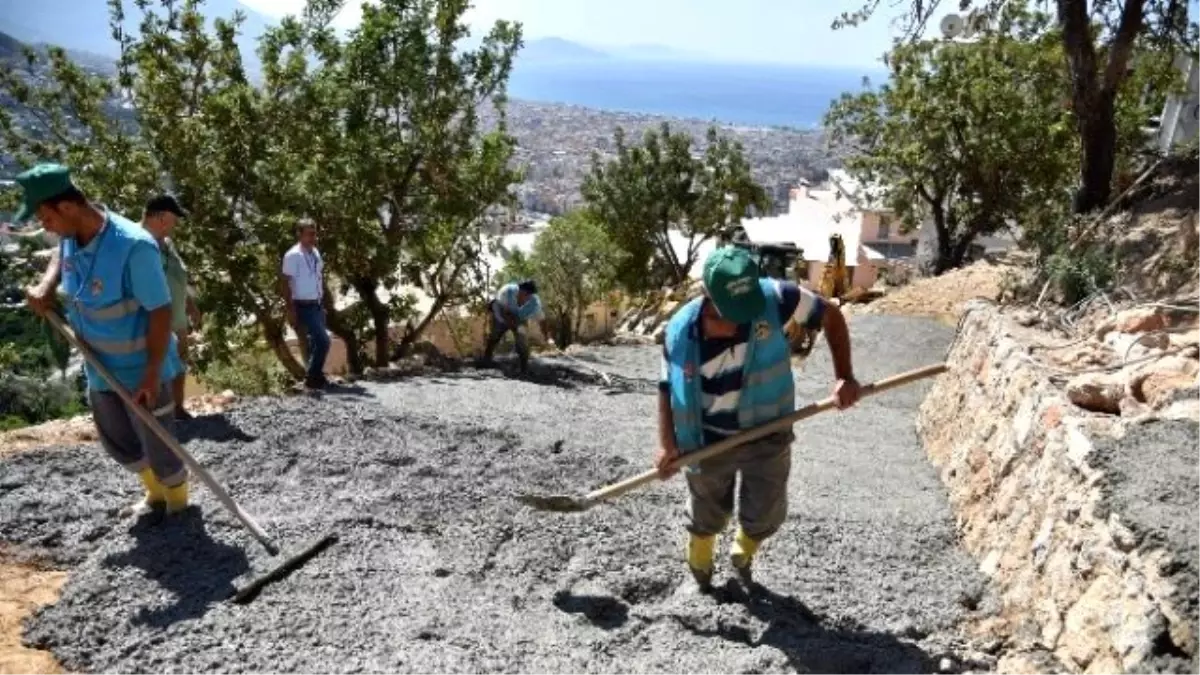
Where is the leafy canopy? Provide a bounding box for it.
[581,122,769,291]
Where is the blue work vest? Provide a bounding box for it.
[492,282,542,323]
[59,212,182,392]
[663,278,796,453]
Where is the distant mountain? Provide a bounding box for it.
[607,43,707,62]
[516,37,611,64]
[515,38,709,64]
[0,30,24,60]
[0,0,272,75]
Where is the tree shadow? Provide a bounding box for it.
[552,590,630,630]
[307,381,373,399]
[102,507,249,629]
[677,581,941,674]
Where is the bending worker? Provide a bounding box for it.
[656,246,860,590]
[481,279,553,372]
[19,164,190,517]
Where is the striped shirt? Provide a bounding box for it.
[659,280,825,445]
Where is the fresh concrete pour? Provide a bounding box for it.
[3,316,995,673]
[1091,418,1200,674]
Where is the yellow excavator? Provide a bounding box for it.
[784,234,848,358]
[818,233,849,302]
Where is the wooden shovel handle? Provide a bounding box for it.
[43,312,280,554]
[582,363,948,506]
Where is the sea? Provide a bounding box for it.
[506,59,887,129]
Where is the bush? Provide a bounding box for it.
[1044,246,1117,306]
[197,343,289,396]
[0,374,88,430]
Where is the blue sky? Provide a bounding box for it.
[239,0,909,68]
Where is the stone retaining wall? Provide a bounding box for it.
[917,300,1198,674]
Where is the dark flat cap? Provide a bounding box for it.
[145,194,188,218]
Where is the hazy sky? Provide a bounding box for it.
[238,0,911,68]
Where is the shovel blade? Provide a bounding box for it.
[514,493,591,513]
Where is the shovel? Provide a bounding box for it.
[515,363,948,513]
[42,312,338,604]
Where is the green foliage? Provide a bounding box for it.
[1045,243,1117,306]
[825,6,1079,274]
[498,210,623,345]
[832,0,1198,214]
[1,0,523,382]
[581,123,768,291]
[196,333,290,396]
[0,373,87,431]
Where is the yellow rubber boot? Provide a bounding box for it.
[120,468,167,518]
[164,481,189,515]
[687,533,716,591]
[731,527,760,584]
[139,468,166,503]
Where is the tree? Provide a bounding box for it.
[824,7,1081,274]
[2,0,523,380]
[498,210,623,346]
[581,123,768,290]
[833,0,1197,213]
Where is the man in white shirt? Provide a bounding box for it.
[280,220,331,389]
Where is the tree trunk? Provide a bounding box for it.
[322,306,364,376]
[1073,95,1119,214]
[351,277,391,367]
[259,314,306,380]
[396,292,451,357]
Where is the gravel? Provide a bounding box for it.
[1091,417,1199,671]
[3,314,990,673]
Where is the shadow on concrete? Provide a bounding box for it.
[681,581,940,674]
[421,359,593,392]
[308,381,373,399]
[177,413,257,444]
[102,507,249,628]
[552,590,630,630]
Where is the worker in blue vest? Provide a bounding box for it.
[657,246,860,591]
[19,164,190,518]
[481,279,554,372]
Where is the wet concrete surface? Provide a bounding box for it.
[1,315,993,673]
[1091,417,1200,671]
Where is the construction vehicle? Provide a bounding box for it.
[818,233,849,302]
[722,226,806,283]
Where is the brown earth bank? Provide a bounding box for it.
[0,557,66,675]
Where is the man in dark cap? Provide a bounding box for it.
[481,278,553,372]
[142,194,202,420]
[20,163,191,517]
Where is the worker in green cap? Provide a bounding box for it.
[19,163,191,518]
[657,245,860,591]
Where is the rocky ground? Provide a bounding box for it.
[0,314,1001,673]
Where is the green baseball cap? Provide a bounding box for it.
[13,163,75,223]
[702,245,765,324]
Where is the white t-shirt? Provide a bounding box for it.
[281,243,324,301]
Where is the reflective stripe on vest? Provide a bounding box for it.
[59,212,178,390]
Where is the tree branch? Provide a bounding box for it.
[1100,0,1146,94]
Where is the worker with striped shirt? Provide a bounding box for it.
[19,164,190,518]
[657,246,860,590]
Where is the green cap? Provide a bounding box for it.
[702,246,765,324]
[13,163,75,223]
